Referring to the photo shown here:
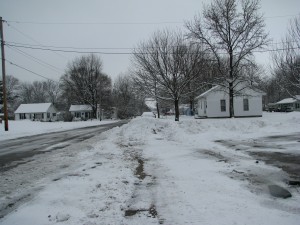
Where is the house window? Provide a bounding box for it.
[47,113,50,118]
[243,99,249,111]
[20,113,26,119]
[53,113,56,117]
[220,100,226,112]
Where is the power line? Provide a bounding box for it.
[5,39,299,52]
[5,41,136,50]
[7,45,64,73]
[5,58,59,83]
[4,13,300,25]
[6,43,134,54]
[265,14,300,19]
[5,20,183,25]
[5,21,68,60]
[6,42,300,55]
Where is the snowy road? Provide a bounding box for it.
[0,120,128,170]
[0,120,128,219]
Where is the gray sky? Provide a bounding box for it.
[1,0,300,83]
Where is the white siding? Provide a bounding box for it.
[46,104,58,121]
[206,90,230,118]
[196,99,207,117]
[234,96,262,117]
[195,85,264,118]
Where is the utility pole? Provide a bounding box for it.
[0,17,8,131]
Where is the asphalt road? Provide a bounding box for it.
[216,132,300,180]
[0,120,128,170]
[0,120,129,219]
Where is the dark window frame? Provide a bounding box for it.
[243,99,249,111]
[220,99,226,112]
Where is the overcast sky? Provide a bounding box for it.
[1,0,300,83]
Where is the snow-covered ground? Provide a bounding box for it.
[0,119,119,141]
[1,112,300,225]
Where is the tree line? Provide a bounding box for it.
[1,54,149,120]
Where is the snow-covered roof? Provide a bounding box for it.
[145,98,156,110]
[295,95,300,100]
[195,86,220,99]
[15,103,52,114]
[69,105,92,112]
[195,84,265,100]
[275,98,299,104]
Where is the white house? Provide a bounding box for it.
[195,85,265,118]
[274,96,300,112]
[15,103,58,121]
[69,105,93,120]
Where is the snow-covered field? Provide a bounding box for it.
[1,112,300,225]
[0,119,119,141]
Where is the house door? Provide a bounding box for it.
[204,100,207,116]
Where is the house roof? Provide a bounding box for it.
[275,98,299,104]
[145,98,156,110]
[194,84,265,100]
[69,105,92,112]
[15,103,53,114]
[195,86,220,100]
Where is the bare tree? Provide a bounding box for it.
[60,54,111,118]
[31,81,48,103]
[130,68,162,118]
[132,29,206,121]
[272,15,300,97]
[3,75,20,117]
[43,80,60,105]
[113,74,140,119]
[186,0,269,117]
[5,75,20,101]
[19,82,34,104]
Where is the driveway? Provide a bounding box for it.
[216,132,300,180]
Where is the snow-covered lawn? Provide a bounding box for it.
[0,119,119,141]
[1,112,300,225]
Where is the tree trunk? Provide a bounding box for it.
[175,99,179,121]
[229,46,234,118]
[189,98,193,116]
[156,102,160,118]
[229,82,234,118]
[92,106,97,119]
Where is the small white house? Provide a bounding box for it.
[195,85,265,118]
[15,103,58,121]
[69,105,93,120]
[274,96,300,112]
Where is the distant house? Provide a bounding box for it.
[69,105,93,120]
[15,103,58,121]
[194,85,265,118]
[274,96,300,112]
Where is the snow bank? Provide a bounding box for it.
[0,119,119,141]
